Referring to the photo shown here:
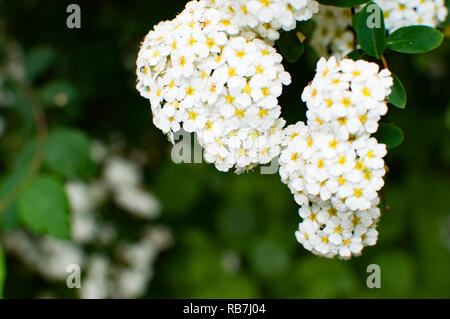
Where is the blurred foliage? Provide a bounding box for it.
[0,0,449,299]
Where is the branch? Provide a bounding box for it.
[351,7,357,51]
[0,46,48,217]
[381,55,389,69]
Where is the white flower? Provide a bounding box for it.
[104,156,141,187]
[114,187,161,219]
[136,1,296,172]
[229,0,319,40]
[280,57,394,258]
[302,57,392,139]
[293,201,381,259]
[371,0,448,33]
[310,5,354,58]
[311,1,448,57]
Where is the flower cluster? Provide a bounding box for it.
[279,57,393,259]
[214,0,319,42]
[375,0,448,32]
[310,1,448,58]
[303,57,393,137]
[1,140,173,298]
[137,0,299,172]
[310,5,354,58]
[295,200,381,258]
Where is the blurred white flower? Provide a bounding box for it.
[114,187,161,219]
[1,140,172,298]
[104,156,141,187]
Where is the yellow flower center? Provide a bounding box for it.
[206,38,215,48]
[318,159,324,168]
[140,66,148,74]
[225,95,235,104]
[235,109,245,118]
[362,87,371,96]
[186,86,194,95]
[328,207,337,216]
[188,111,197,120]
[338,156,346,165]
[256,65,264,74]
[250,130,259,139]
[353,189,363,198]
[359,114,367,124]
[355,160,364,170]
[259,109,268,118]
[342,97,351,107]
[338,117,347,125]
[236,50,245,58]
[326,98,333,108]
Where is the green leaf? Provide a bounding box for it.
[296,20,316,39]
[371,252,416,298]
[345,49,366,60]
[18,175,70,239]
[386,26,444,54]
[376,123,404,148]
[39,81,77,108]
[0,245,5,298]
[388,74,407,109]
[44,127,96,179]
[250,239,289,277]
[25,46,56,81]
[277,30,304,63]
[288,258,359,298]
[317,0,370,7]
[0,203,20,233]
[353,2,386,58]
[0,141,43,218]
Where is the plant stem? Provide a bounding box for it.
[0,42,48,217]
[381,55,389,69]
[350,8,357,51]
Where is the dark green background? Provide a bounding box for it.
[0,0,449,298]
